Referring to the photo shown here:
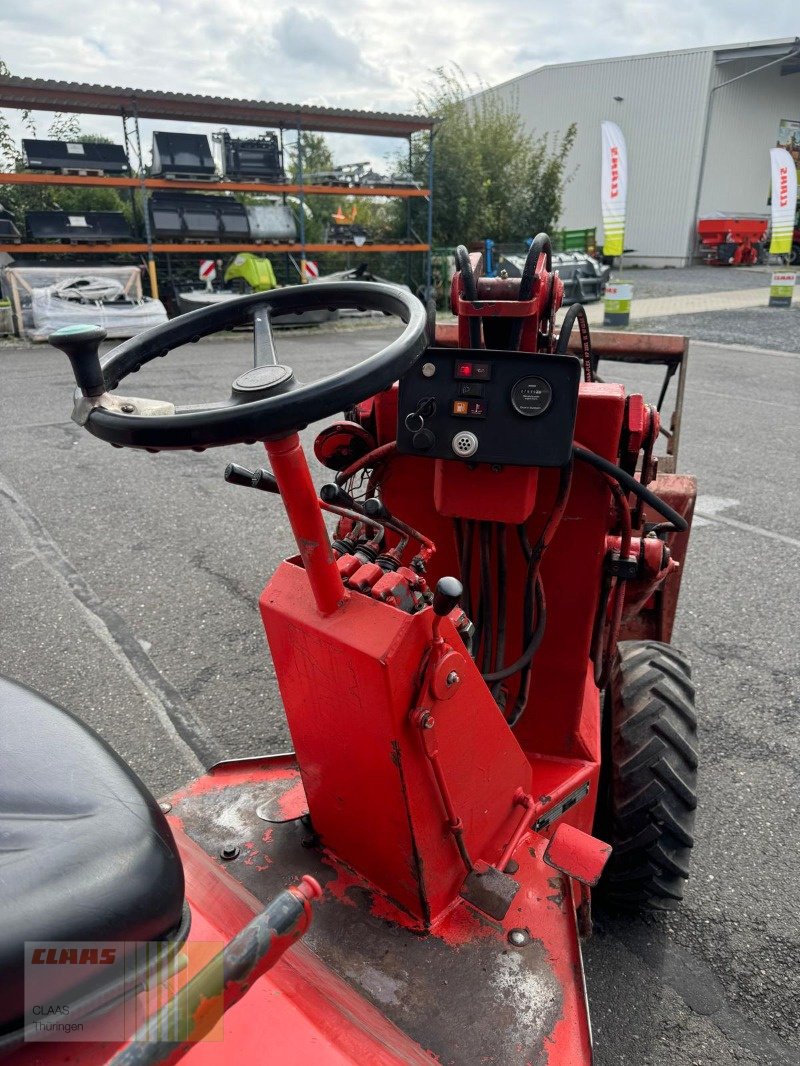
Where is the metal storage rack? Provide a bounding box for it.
[0,77,435,298]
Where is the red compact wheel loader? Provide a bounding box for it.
[1,234,697,1064]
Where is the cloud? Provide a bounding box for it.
[272,10,371,75]
[1,0,798,164]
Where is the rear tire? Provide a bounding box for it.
[594,640,698,910]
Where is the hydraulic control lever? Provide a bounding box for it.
[251,469,280,493]
[226,466,435,582]
[319,483,357,509]
[432,576,463,640]
[433,576,463,616]
[224,465,383,542]
[224,463,279,493]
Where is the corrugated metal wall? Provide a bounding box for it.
[486,49,715,265]
[700,60,800,218]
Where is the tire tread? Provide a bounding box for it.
[595,640,697,910]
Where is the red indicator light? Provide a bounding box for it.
[455,360,490,381]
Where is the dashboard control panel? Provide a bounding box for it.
[397,347,581,467]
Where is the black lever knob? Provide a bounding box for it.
[433,576,463,616]
[251,469,280,494]
[49,324,107,397]
[320,483,357,508]
[224,463,256,487]
[224,464,280,494]
[363,497,390,519]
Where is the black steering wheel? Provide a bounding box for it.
[50,281,427,451]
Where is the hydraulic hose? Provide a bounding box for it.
[520,233,552,300]
[507,524,535,725]
[509,233,552,351]
[491,524,508,699]
[334,441,397,484]
[480,460,571,700]
[572,444,688,532]
[529,460,573,566]
[460,518,474,620]
[479,523,494,674]
[483,577,546,684]
[556,302,595,382]
[455,244,482,348]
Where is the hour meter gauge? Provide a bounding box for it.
[510,376,553,417]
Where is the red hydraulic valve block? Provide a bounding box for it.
[605,534,678,617]
[621,397,660,486]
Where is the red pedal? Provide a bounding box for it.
[543,824,612,886]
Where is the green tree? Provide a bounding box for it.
[401,66,576,247]
[285,132,339,244]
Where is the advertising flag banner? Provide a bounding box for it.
[601,121,627,257]
[769,147,797,256]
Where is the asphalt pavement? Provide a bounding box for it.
[629,305,800,353]
[1,321,798,1065]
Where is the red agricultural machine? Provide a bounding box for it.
[2,235,697,1064]
[696,215,768,265]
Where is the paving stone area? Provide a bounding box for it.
[608,263,775,298]
[570,264,799,352]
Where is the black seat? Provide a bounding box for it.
[0,677,185,1035]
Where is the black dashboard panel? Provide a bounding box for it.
[397,347,581,467]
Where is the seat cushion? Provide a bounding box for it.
[0,677,185,1032]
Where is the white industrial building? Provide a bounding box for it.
[484,38,800,266]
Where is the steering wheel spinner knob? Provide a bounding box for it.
[50,323,107,398]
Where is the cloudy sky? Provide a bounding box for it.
[2,1,799,166]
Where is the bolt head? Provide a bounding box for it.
[159,801,172,814]
[508,928,530,946]
[445,671,460,687]
[120,403,136,414]
[421,362,436,378]
[422,713,435,729]
[220,843,239,861]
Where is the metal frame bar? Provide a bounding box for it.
[0,171,430,197]
[0,242,430,255]
[0,75,435,138]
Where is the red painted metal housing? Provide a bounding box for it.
[260,561,535,924]
[369,379,625,762]
[12,256,693,1065]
